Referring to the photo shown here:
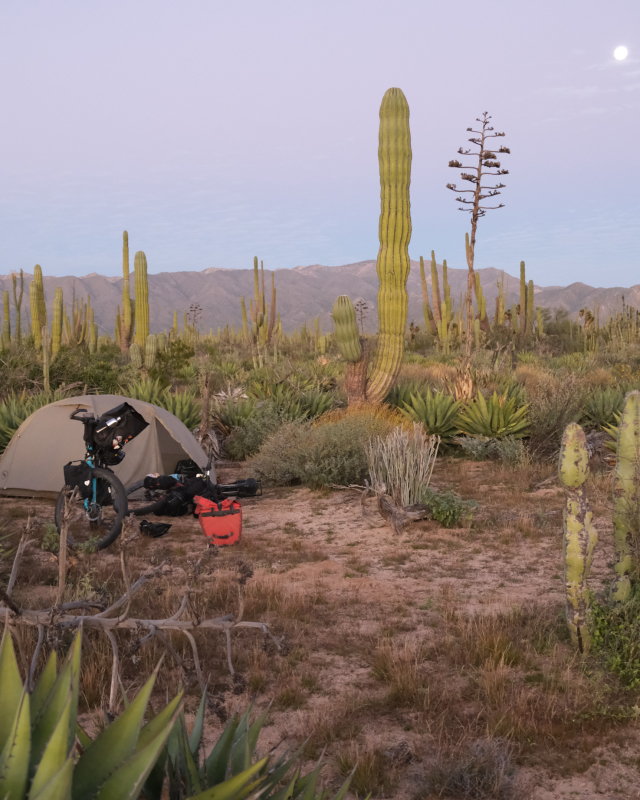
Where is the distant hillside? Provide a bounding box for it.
[1,261,637,336]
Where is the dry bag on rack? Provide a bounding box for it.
[93,403,148,453]
[193,495,242,546]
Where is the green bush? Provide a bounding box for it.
[420,487,478,528]
[249,409,400,487]
[225,404,285,461]
[591,585,640,688]
[0,390,68,454]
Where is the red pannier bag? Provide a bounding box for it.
[193,495,242,546]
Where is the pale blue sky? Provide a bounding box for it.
[0,0,638,286]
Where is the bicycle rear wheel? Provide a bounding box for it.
[125,480,173,516]
[55,466,128,551]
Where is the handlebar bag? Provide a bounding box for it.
[93,403,148,451]
[193,496,242,546]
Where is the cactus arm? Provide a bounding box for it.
[268,272,276,341]
[52,288,63,355]
[527,279,534,334]
[419,256,437,334]
[133,251,149,348]
[252,257,260,322]
[611,391,640,602]
[366,87,412,403]
[240,297,249,340]
[42,326,50,391]
[34,264,47,330]
[559,423,597,651]
[11,270,23,343]
[430,252,442,328]
[30,281,41,349]
[121,231,132,351]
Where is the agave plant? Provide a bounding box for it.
[603,412,620,453]
[0,390,68,454]
[581,387,625,430]
[457,391,530,440]
[212,398,258,436]
[384,381,429,410]
[300,390,335,419]
[160,390,202,431]
[156,695,355,800]
[123,378,165,405]
[0,629,181,800]
[400,389,462,440]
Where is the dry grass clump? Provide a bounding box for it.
[335,742,393,797]
[399,361,457,386]
[371,639,431,709]
[417,738,518,800]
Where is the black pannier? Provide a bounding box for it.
[174,459,203,479]
[63,461,93,499]
[93,403,148,453]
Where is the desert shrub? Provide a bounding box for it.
[366,423,439,505]
[490,436,530,468]
[151,339,195,381]
[225,404,286,461]
[420,488,478,528]
[591,585,640,688]
[527,372,585,457]
[249,407,401,487]
[457,436,493,461]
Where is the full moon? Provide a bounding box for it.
[614,45,628,60]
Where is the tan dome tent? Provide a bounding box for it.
[0,395,213,499]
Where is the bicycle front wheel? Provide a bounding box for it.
[55,466,128,551]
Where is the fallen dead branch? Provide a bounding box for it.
[1,498,281,714]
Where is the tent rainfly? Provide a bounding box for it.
[0,394,212,499]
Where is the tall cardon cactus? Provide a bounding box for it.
[419,256,436,334]
[134,250,149,349]
[42,325,51,392]
[120,231,133,351]
[145,333,157,370]
[30,281,41,349]
[34,264,47,330]
[611,390,640,603]
[332,87,411,403]
[52,287,63,354]
[2,291,10,348]
[11,269,23,343]
[559,423,597,652]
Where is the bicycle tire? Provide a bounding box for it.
[125,480,172,516]
[55,466,128,551]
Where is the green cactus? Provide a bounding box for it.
[130,341,143,369]
[30,280,41,349]
[252,256,261,321]
[11,269,23,343]
[558,422,597,651]
[158,331,167,352]
[611,391,640,603]
[430,251,442,330]
[363,87,412,402]
[318,335,326,355]
[332,295,362,362]
[34,264,47,330]
[419,256,436,334]
[511,302,519,333]
[496,273,505,326]
[41,325,51,392]
[88,308,97,354]
[115,304,121,344]
[537,306,544,337]
[2,290,10,348]
[527,278,534,334]
[51,287,63,355]
[173,310,178,337]
[474,317,480,349]
[134,251,149,348]
[241,296,249,340]
[519,261,526,336]
[268,271,277,341]
[121,231,133,351]
[145,333,157,371]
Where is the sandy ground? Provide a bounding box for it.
[1,456,639,799]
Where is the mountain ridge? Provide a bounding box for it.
[1,261,637,337]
